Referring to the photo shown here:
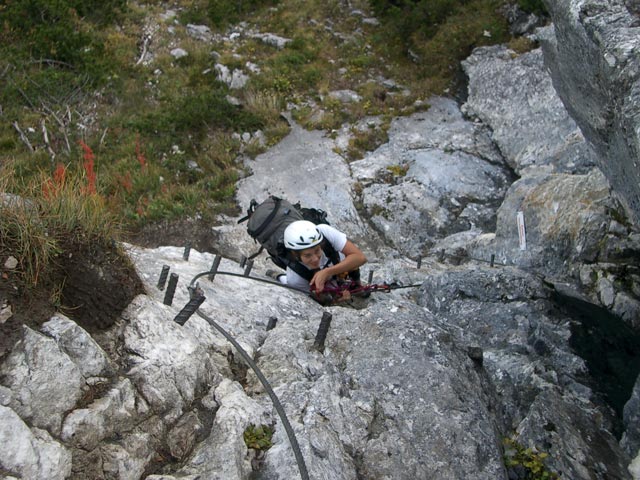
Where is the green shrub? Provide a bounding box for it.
[407,0,510,78]
[369,0,466,44]
[206,0,280,27]
[0,0,125,80]
[243,424,274,450]
[368,0,510,79]
[503,437,559,480]
[130,86,264,151]
[346,125,390,161]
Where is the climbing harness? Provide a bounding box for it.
[184,263,422,303]
[309,278,422,303]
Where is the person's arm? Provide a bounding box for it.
[310,240,367,292]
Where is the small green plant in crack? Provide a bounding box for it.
[507,36,538,55]
[386,164,409,177]
[346,125,390,161]
[369,204,391,219]
[244,424,275,450]
[503,437,559,480]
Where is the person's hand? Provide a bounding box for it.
[310,269,332,292]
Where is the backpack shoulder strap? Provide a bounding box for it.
[321,241,340,266]
[287,259,315,282]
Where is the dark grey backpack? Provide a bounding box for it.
[238,196,338,276]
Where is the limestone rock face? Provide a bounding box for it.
[469,169,617,277]
[0,326,85,436]
[539,0,640,224]
[0,405,71,480]
[351,97,512,258]
[462,45,598,176]
[418,266,632,479]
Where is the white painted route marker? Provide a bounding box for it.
[517,211,527,251]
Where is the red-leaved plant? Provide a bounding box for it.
[115,171,133,194]
[43,163,67,198]
[79,140,97,195]
[135,135,147,170]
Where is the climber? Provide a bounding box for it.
[267,220,367,305]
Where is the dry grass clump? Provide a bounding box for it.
[0,167,120,288]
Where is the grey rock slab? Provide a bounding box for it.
[186,24,212,42]
[517,388,632,480]
[178,379,270,479]
[350,96,505,184]
[360,148,511,257]
[462,46,598,175]
[613,291,640,330]
[351,96,512,257]
[539,2,640,225]
[0,326,84,435]
[61,378,146,450]
[623,374,640,458]
[234,119,368,246]
[250,32,291,49]
[122,294,222,422]
[100,431,157,480]
[417,264,631,478]
[249,294,507,479]
[407,148,510,201]
[328,89,362,103]
[125,244,313,352]
[468,169,615,278]
[41,313,114,378]
[214,63,249,89]
[361,180,451,258]
[0,405,72,480]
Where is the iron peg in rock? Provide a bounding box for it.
[367,270,374,284]
[490,254,495,268]
[163,273,179,306]
[243,259,254,276]
[438,249,445,262]
[208,255,222,281]
[157,265,170,290]
[313,312,333,353]
[267,316,278,331]
[174,291,206,326]
[183,242,192,261]
[239,255,247,268]
[467,346,484,366]
[416,257,422,269]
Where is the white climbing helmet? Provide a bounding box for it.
[283,220,324,250]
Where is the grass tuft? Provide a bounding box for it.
[1,166,120,289]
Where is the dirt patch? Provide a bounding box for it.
[0,239,144,360]
[0,284,54,359]
[59,239,145,330]
[124,217,221,253]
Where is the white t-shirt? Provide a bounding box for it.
[284,224,347,292]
